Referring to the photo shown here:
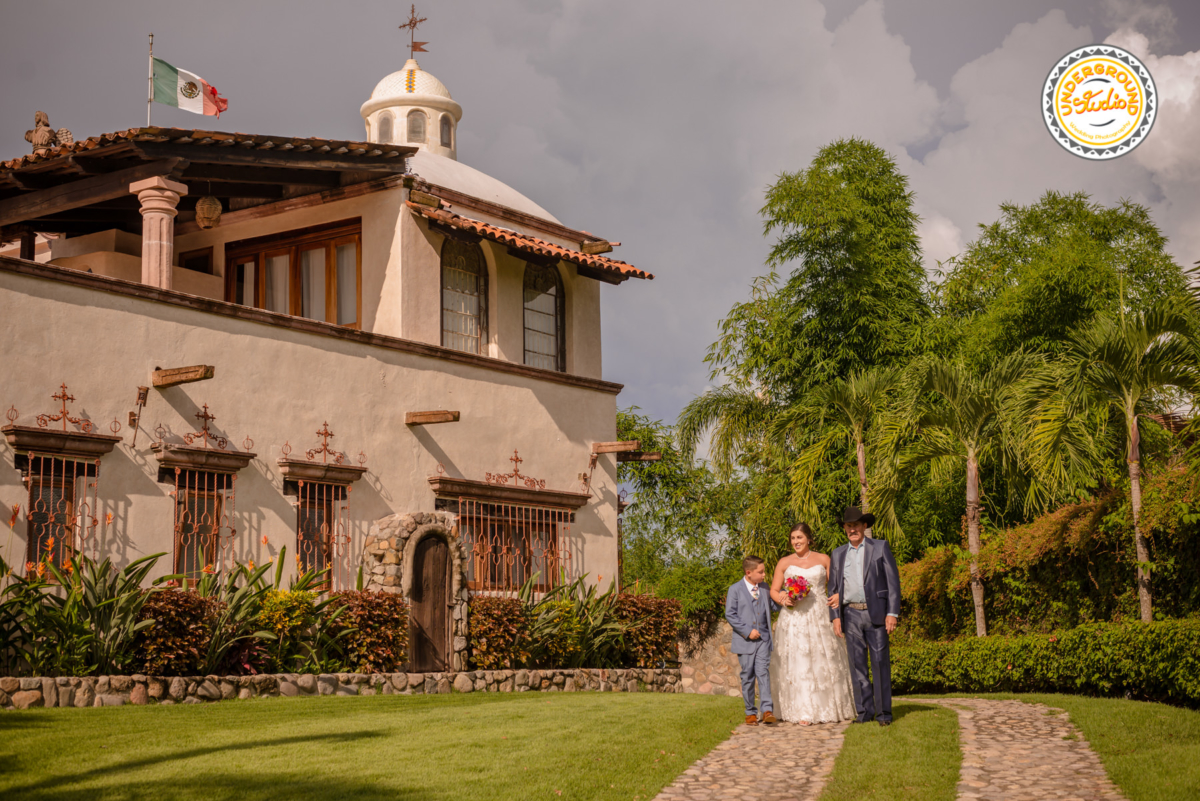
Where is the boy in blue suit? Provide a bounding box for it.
[725,555,780,725]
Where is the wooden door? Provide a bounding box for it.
[410,536,450,672]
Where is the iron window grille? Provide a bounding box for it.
[17,454,100,575]
[287,479,353,591]
[457,498,572,596]
[171,468,237,584]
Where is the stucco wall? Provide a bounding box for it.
[53,185,606,381]
[0,265,620,588]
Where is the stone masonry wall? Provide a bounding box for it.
[677,620,744,697]
[0,668,681,710]
[361,511,470,671]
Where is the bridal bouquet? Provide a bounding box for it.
[784,575,811,603]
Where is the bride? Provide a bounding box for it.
[768,522,856,724]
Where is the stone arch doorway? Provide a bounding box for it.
[409,533,451,671]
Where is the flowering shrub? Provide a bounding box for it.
[328,591,409,673]
[258,590,317,672]
[468,597,530,669]
[892,620,1200,707]
[616,593,681,667]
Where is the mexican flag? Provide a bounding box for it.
[152,57,228,117]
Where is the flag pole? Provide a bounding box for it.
[147,33,154,126]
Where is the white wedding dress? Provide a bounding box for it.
[769,563,857,723]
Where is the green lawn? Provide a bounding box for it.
[820,701,961,801]
[911,693,1200,801]
[0,693,743,801]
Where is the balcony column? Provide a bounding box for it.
[130,176,188,289]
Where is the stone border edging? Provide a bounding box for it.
[0,668,681,710]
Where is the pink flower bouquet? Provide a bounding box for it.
[785,575,811,603]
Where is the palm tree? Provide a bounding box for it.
[677,385,777,477]
[899,354,1036,636]
[773,367,899,535]
[1032,304,1200,622]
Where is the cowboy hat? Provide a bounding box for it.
[842,506,876,527]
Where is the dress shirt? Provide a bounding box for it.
[843,542,867,604]
[743,577,760,601]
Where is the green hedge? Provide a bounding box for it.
[467,591,681,670]
[329,591,409,674]
[893,620,1200,707]
[616,594,682,667]
[468,597,530,670]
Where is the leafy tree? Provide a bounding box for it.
[898,355,1038,636]
[706,137,929,401]
[678,138,928,560]
[935,191,1191,369]
[1031,304,1200,622]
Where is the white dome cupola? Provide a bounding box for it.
[361,58,462,160]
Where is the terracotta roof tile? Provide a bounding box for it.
[406,201,652,281]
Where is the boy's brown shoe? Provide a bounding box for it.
[761,711,778,725]
[744,715,759,726]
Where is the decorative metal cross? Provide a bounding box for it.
[184,404,227,450]
[37,383,93,433]
[485,450,546,490]
[306,421,345,464]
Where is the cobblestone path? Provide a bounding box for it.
[654,698,1129,801]
[652,720,849,801]
[922,698,1127,801]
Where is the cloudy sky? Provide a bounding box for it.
[3,0,1199,427]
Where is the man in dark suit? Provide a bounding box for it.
[826,506,902,725]
[725,555,780,726]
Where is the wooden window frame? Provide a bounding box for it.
[225,219,363,329]
[522,261,566,373]
[178,246,215,275]
[439,235,488,355]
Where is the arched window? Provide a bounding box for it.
[407,110,427,144]
[441,237,487,354]
[440,115,453,148]
[377,113,393,144]
[523,262,565,372]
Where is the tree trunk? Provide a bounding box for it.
[856,435,872,537]
[1128,414,1152,622]
[966,455,987,636]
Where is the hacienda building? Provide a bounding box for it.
[0,58,653,672]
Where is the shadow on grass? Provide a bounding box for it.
[4,731,386,799]
[9,773,426,801]
[891,701,941,724]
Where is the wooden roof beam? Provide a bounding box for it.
[0,158,185,228]
[592,440,640,454]
[153,365,215,388]
[405,410,460,426]
[181,163,341,186]
[132,142,413,173]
